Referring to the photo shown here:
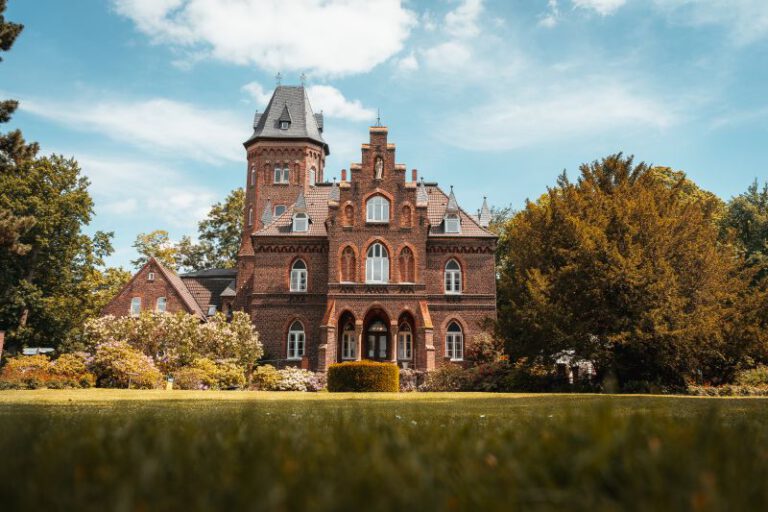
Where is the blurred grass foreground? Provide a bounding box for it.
[0,391,767,511]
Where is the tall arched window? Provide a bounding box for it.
[366,243,389,283]
[446,322,464,361]
[399,247,415,283]
[308,167,316,187]
[250,165,256,187]
[248,206,253,226]
[398,322,412,360]
[366,196,389,223]
[290,259,307,292]
[341,246,356,282]
[445,259,462,294]
[287,321,305,360]
[293,213,308,232]
[342,322,356,360]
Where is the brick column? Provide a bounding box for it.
[389,320,398,363]
[423,328,435,371]
[355,320,363,361]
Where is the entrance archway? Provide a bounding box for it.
[363,308,391,361]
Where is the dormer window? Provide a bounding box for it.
[147,272,155,281]
[445,214,461,233]
[207,305,217,316]
[280,121,290,130]
[293,213,308,232]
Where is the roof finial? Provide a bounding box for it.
[275,72,282,86]
[376,108,382,127]
[300,72,307,86]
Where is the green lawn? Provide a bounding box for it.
[1,391,766,511]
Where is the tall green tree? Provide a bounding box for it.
[721,180,768,278]
[131,230,180,270]
[496,154,749,388]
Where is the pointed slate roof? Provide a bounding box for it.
[244,85,328,154]
[294,189,307,213]
[477,196,492,227]
[416,178,429,206]
[329,178,340,202]
[445,186,459,214]
[261,198,273,226]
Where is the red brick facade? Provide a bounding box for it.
[105,86,497,373]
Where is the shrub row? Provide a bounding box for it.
[0,354,95,390]
[687,385,768,397]
[250,365,325,392]
[327,361,399,392]
[171,358,246,390]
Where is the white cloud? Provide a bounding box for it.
[439,83,677,150]
[241,81,272,107]
[76,155,217,229]
[572,0,626,16]
[445,0,484,38]
[653,0,768,45]
[396,52,420,72]
[422,41,472,72]
[539,0,560,28]
[20,97,245,164]
[306,85,375,122]
[112,0,417,76]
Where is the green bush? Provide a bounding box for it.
[327,361,398,392]
[90,341,162,389]
[735,366,768,386]
[687,384,768,396]
[250,365,281,390]
[215,361,246,389]
[0,354,95,389]
[172,368,211,390]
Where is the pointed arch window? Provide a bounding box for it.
[366,243,389,283]
[446,322,464,361]
[366,195,390,223]
[398,322,412,360]
[445,259,462,294]
[250,165,256,187]
[248,206,253,227]
[287,321,305,360]
[341,246,356,283]
[290,259,307,292]
[399,247,415,283]
[342,322,356,360]
[293,213,308,232]
[308,167,316,187]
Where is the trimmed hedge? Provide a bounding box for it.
[327,361,399,392]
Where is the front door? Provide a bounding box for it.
[366,333,388,360]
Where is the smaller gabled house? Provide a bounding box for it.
[101,257,236,321]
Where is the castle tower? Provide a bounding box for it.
[235,85,329,309]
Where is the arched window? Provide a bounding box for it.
[398,322,412,360]
[293,213,308,232]
[445,259,462,294]
[287,321,305,360]
[446,322,464,361]
[366,243,389,283]
[155,297,167,313]
[342,322,356,360]
[250,165,256,187]
[445,213,461,233]
[344,204,354,226]
[308,167,316,187]
[401,205,412,228]
[341,246,356,282]
[290,259,307,292]
[366,196,389,223]
[274,165,289,184]
[399,247,415,283]
[247,206,253,226]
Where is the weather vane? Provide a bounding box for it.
[376,108,382,127]
[275,72,282,86]
[300,72,307,86]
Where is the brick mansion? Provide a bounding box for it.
[103,85,497,372]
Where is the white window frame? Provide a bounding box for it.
[446,323,464,361]
[445,214,461,233]
[280,121,290,130]
[147,272,155,281]
[445,259,462,294]
[342,324,356,360]
[274,166,290,184]
[366,196,390,223]
[365,243,389,284]
[207,305,217,316]
[308,168,316,187]
[287,321,305,360]
[250,166,256,186]
[130,297,141,317]
[155,296,167,313]
[290,259,308,292]
[293,213,308,232]
[274,205,287,217]
[398,323,412,360]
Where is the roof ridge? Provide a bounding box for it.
[149,257,207,319]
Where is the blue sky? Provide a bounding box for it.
[4,0,768,268]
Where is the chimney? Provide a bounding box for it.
[411,169,418,182]
[341,169,347,182]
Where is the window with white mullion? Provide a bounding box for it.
[365,243,389,283]
[342,326,356,360]
[366,196,389,223]
[290,260,307,292]
[446,322,464,361]
[398,323,412,360]
[274,166,290,184]
[287,321,305,360]
[445,259,462,294]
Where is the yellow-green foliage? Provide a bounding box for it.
[214,361,246,389]
[327,361,399,392]
[172,358,246,390]
[91,341,162,389]
[0,354,94,389]
[250,365,281,390]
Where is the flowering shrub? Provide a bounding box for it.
[399,368,426,392]
[327,361,399,392]
[734,366,768,386]
[274,367,322,392]
[420,364,470,392]
[0,354,95,389]
[215,361,246,389]
[172,359,246,390]
[465,332,506,365]
[90,341,162,389]
[82,312,262,374]
[250,365,281,390]
[172,367,212,390]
